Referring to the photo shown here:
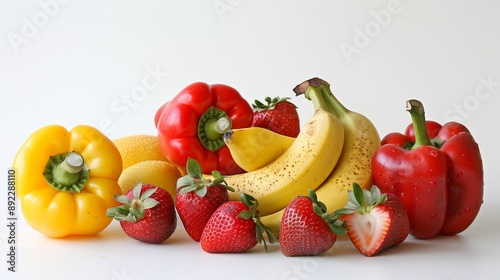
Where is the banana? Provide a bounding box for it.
[223,107,345,216]
[261,78,381,237]
[224,127,296,172]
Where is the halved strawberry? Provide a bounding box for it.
[335,183,410,257]
[176,157,234,242]
[251,96,300,138]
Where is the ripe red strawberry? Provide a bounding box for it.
[176,157,234,242]
[200,193,276,253]
[279,189,346,257]
[106,183,177,243]
[335,183,410,257]
[251,96,300,137]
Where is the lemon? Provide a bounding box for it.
[118,160,182,197]
[113,134,167,170]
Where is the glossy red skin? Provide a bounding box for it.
[120,185,177,244]
[279,196,337,257]
[154,101,168,126]
[435,122,471,141]
[200,201,257,253]
[155,82,253,175]
[374,121,483,237]
[372,145,448,239]
[381,132,409,146]
[405,120,442,141]
[439,132,483,235]
[409,121,482,234]
[386,121,472,147]
[175,185,229,242]
[252,101,300,138]
[405,121,470,142]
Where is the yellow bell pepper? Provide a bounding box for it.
[13,124,123,238]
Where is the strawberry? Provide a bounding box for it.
[176,157,234,242]
[106,183,177,243]
[251,96,300,137]
[200,193,276,253]
[279,189,346,257]
[335,183,410,257]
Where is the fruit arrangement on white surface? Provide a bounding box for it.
[12,77,484,257]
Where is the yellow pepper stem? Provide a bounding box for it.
[61,152,84,173]
[43,152,89,193]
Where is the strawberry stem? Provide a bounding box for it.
[177,158,234,197]
[238,193,277,251]
[335,183,387,216]
[252,96,296,112]
[307,189,347,235]
[106,183,160,222]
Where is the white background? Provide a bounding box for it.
[1,1,499,279]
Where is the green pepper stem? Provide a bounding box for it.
[44,152,89,193]
[204,117,231,140]
[293,77,349,119]
[198,106,232,152]
[406,99,431,149]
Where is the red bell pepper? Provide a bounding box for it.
[372,99,483,239]
[155,82,254,175]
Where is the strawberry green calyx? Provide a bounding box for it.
[308,188,347,235]
[106,183,159,222]
[176,157,234,197]
[335,183,387,216]
[238,193,277,252]
[252,96,297,112]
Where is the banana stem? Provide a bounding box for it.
[293,77,349,118]
[299,83,331,113]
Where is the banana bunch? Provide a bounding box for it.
[261,78,381,236]
[223,78,381,237]
[221,102,345,216]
